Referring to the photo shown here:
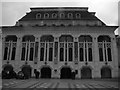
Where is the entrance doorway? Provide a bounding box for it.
[81,67,92,79]
[101,67,111,78]
[41,67,51,78]
[60,67,72,79]
[22,65,32,78]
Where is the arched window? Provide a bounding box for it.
[78,35,93,62]
[59,13,65,19]
[59,35,73,42]
[52,13,57,18]
[68,13,73,19]
[98,35,112,62]
[44,13,49,19]
[78,35,92,42]
[76,13,81,19]
[5,35,17,42]
[59,35,73,62]
[21,35,35,61]
[4,35,17,61]
[36,13,41,19]
[22,35,35,42]
[40,35,54,42]
[98,36,111,42]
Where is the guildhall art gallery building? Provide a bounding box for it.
[1,7,119,79]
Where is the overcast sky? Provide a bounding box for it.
[0,0,119,35]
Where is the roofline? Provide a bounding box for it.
[30,7,88,11]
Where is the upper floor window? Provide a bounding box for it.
[52,13,57,18]
[44,13,49,19]
[78,35,92,42]
[76,13,81,19]
[68,13,73,19]
[36,13,41,19]
[98,36,111,42]
[59,13,65,19]
[5,35,17,42]
[22,35,35,42]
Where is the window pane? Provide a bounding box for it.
[4,47,8,60]
[99,48,103,61]
[40,48,44,61]
[74,42,78,59]
[69,48,73,61]
[11,47,16,60]
[21,47,25,60]
[29,48,34,61]
[88,48,92,61]
[79,48,84,61]
[49,48,53,61]
[107,48,112,61]
[60,48,64,61]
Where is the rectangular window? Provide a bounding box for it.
[79,48,84,61]
[99,48,103,61]
[4,47,8,60]
[35,42,38,58]
[60,48,64,61]
[88,48,92,61]
[68,48,73,61]
[107,48,112,61]
[74,42,78,59]
[29,48,34,61]
[54,42,58,58]
[49,48,53,61]
[21,47,25,60]
[40,48,44,61]
[11,47,16,60]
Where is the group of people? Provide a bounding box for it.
[2,69,17,79]
[1,69,77,79]
[1,69,31,79]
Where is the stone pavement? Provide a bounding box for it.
[1,78,119,90]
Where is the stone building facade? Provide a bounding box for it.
[1,7,119,79]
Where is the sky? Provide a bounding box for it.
[0,0,119,35]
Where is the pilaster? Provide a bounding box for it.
[92,35,101,78]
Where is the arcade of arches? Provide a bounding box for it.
[2,35,115,79]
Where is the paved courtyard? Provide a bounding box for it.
[1,78,119,90]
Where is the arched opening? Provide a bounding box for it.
[41,67,51,78]
[5,35,17,42]
[59,35,73,42]
[101,67,112,79]
[40,35,54,42]
[81,67,92,79]
[21,65,32,79]
[78,35,92,42]
[2,64,16,79]
[98,35,111,42]
[22,35,35,42]
[60,67,72,79]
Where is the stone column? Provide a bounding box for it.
[111,36,118,78]
[15,36,22,72]
[92,35,101,78]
